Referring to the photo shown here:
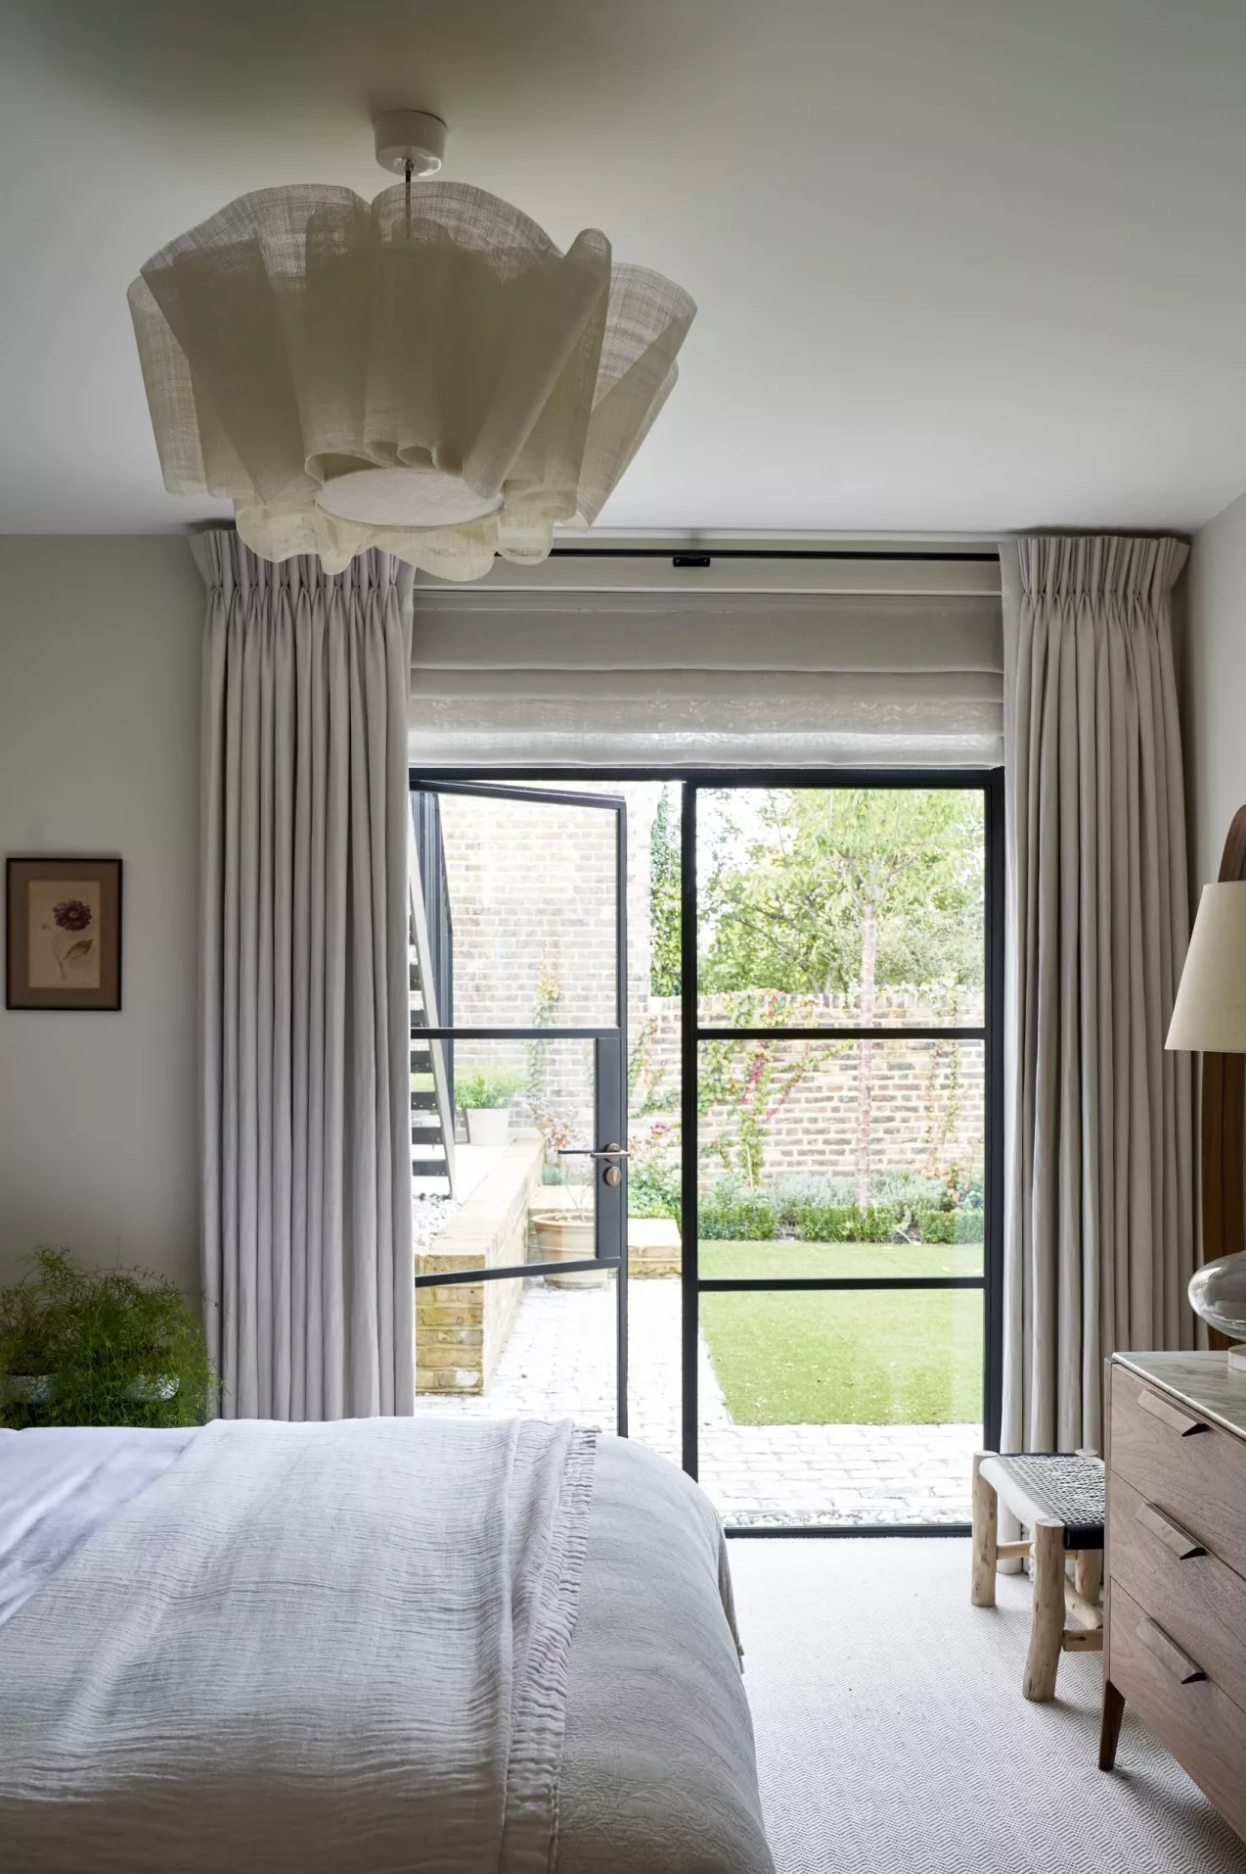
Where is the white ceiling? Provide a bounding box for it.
[4,0,1246,539]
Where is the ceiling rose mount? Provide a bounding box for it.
[373,108,447,179]
[127,110,695,581]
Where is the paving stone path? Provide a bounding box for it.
[416,1277,979,1525]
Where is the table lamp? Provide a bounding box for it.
[1167,879,1246,1368]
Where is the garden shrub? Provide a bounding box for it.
[954,1208,985,1244]
[916,1208,956,1245]
[628,1161,682,1223]
[795,1202,900,1243]
[868,1169,948,1209]
[770,1174,854,1230]
[700,1192,779,1240]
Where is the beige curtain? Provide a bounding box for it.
[1002,535,1194,1455]
[195,532,414,1420]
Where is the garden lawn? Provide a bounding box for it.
[697,1241,983,1426]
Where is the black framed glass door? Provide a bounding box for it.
[680,773,1004,1533]
[408,765,1002,1533]
[409,779,629,1434]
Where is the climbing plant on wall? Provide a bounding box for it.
[649,784,682,997]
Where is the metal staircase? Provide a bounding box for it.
[409,799,457,1197]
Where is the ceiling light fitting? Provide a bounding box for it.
[128,112,695,581]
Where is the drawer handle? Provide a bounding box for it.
[1135,1616,1207,1686]
[1136,1389,1209,1438]
[1135,1501,1206,1560]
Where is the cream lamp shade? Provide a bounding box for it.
[1166,882,1246,1055]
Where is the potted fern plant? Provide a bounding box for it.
[457,1066,525,1147]
[0,1248,214,1429]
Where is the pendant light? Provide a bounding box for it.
[129,110,695,579]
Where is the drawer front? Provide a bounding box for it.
[1109,1472,1246,1713]
[1110,1371,1246,1567]
[1108,1579,1246,1839]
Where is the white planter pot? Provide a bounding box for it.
[465,1107,511,1147]
[124,1375,180,1403]
[0,1373,180,1406]
[530,1213,609,1289]
[1,1374,53,1404]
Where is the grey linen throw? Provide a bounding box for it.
[0,1416,596,1874]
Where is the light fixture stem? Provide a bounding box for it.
[404,157,413,233]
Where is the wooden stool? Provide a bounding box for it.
[971,1451,1105,1701]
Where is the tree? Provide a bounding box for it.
[698,789,984,1202]
[649,784,682,996]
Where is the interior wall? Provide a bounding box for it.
[0,536,202,1294]
[1186,487,1246,892]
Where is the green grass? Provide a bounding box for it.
[697,1241,983,1426]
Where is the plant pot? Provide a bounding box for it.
[465,1107,511,1147]
[0,1373,180,1406]
[530,1213,609,1289]
[1,1374,54,1405]
[123,1375,180,1403]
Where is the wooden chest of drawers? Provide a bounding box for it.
[1101,1352,1246,1839]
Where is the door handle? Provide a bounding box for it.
[558,1143,628,1186]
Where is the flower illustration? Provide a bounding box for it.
[52,899,92,933]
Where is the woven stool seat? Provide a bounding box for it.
[985,1454,1105,1550]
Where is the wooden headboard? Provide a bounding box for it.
[1199,803,1246,1347]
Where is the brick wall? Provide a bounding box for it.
[635,994,984,1191]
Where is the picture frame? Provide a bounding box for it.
[5,857,123,1011]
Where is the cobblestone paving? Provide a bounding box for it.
[417,1278,979,1526]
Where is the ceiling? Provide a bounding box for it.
[4,0,1246,539]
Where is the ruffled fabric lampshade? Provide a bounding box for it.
[129,180,695,580]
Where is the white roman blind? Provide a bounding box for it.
[409,557,1002,766]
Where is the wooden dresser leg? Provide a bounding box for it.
[1023,1522,1065,1701]
[1099,1679,1125,1770]
[971,1453,998,1607]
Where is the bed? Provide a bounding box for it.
[0,1417,773,1874]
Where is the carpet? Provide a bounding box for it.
[729,1537,1246,1874]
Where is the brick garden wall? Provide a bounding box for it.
[636,994,984,1191]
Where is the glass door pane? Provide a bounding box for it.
[689,778,994,1530]
[696,786,985,1028]
[696,1290,982,1527]
[410,778,628,1435]
[426,785,621,1029]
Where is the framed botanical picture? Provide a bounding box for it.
[5,858,122,1011]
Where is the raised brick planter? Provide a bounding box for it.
[415,1135,544,1394]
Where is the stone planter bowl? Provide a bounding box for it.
[530,1213,610,1289]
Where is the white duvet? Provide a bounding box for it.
[0,1423,195,1629]
[0,1419,774,1874]
[0,1415,596,1874]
